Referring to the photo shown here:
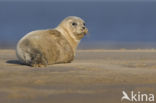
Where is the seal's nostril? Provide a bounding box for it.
[82,27,85,29]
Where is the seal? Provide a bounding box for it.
[16,16,88,67]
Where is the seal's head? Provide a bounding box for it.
[59,16,88,40]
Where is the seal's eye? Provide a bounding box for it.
[72,22,77,26]
[83,23,86,26]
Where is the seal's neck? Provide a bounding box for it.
[55,26,80,53]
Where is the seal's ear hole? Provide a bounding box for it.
[72,22,77,26]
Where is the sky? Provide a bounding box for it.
[0,1,156,48]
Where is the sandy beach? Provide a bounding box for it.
[0,49,156,103]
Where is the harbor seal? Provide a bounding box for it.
[16,16,88,67]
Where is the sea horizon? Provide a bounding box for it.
[1,41,156,49]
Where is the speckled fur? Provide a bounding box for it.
[16,16,88,67]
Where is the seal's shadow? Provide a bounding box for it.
[6,60,23,65]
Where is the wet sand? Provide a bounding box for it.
[0,49,156,103]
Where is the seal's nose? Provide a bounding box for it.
[82,27,86,29]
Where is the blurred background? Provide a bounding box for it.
[0,0,156,49]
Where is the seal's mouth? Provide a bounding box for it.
[82,28,88,35]
[73,27,88,40]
